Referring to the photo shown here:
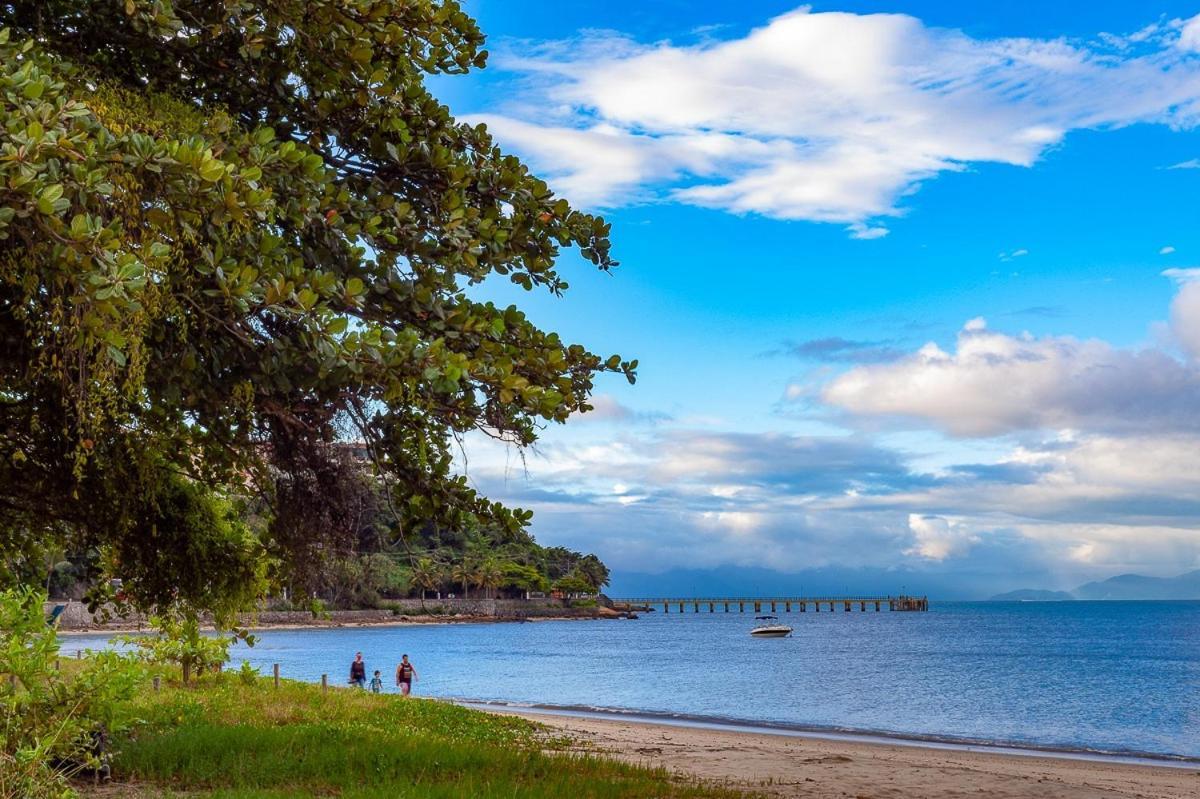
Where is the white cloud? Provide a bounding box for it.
[1160,245,1176,254]
[1167,274,1200,359]
[1165,158,1200,169]
[1176,13,1200,52]
[823,314,1200,437]
[481,8,1200,233]
[906,514,979,560]
[999,248,1029,261]
[848,223,890,240]
[460,425,1200,583]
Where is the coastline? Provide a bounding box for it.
[480,707,1200,799]
[461,700,1200,768]
[55,613,599,635]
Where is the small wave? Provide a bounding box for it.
[452,698,1200,768]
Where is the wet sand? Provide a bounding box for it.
[493,709,1200,799]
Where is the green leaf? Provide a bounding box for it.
[40,184,64,204]
[199,160,227,182]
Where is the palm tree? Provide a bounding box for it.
[477,558,503,599]
[411,558,440,603]
[451,560,474,599]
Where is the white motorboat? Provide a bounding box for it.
[750,615,793,637]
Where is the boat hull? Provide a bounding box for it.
[750,626,792,637]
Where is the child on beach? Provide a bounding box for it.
[370,670,383,693]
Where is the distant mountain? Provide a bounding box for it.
[609,566,1200,603]
[1072,569,1200,600]
[988,588,1075,601]
[989,569,1200,601]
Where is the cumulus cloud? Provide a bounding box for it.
[478,8,1200,233]
[1160,245,1177,254]
[821,316,1200,437]
[460,425,1200,584]
[906,514,980,560]
[1163,268,1200,359]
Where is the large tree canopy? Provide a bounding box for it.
[0,0,634,615]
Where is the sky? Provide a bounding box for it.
[439,1,1200,597]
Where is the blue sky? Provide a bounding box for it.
[441,2,1200,596]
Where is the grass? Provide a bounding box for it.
[94,669,757,799]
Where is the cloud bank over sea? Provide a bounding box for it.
[462,273,1200,595]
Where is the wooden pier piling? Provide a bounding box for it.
[614,594,929,616]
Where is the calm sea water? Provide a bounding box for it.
[65,601,1200,759]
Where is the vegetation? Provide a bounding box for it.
[0,0,634,619]
[1,589,751,798]
[122,612,244,685]
[0,588,141,799]
[107,671,754,799]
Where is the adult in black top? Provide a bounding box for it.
[349,651,367,687]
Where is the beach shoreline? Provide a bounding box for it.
[462,701,1200,768]
[482,707,1200,799]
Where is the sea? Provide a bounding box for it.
[63,600,1200,762]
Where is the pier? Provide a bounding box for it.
[610,595,928,614]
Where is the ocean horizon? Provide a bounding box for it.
[66,599,1200,761]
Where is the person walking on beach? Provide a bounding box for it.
[370,670,383,693]
[395,654,417,696]
[349,651,367,688]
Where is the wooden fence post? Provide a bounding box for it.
[273,663,280,688]
[321,674,328,693]
[153,676,161,693]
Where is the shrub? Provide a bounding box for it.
[124,612,243,685]
[0,587,140,799]
[237,660,259,686]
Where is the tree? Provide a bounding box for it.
[0,1,634,615]
[450,560,475,599]
[575,555,611,591]
[476,558,503,599]
[553,574,597,598]
[410,557,441,602]
[500,561,549,597]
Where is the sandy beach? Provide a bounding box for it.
[492,709,1199,799]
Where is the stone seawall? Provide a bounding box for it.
[45,598,597,630]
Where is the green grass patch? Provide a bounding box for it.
[103,673,756,798]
